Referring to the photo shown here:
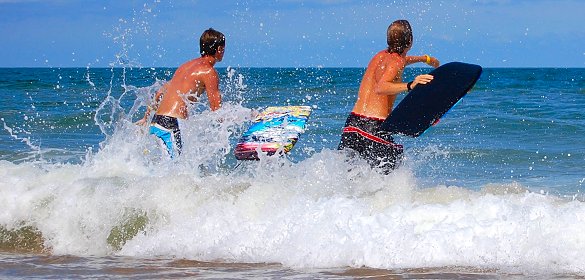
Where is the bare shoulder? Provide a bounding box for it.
[370,50,388,63]
[383,53,405,70]
[172,59,196,78]
[371,51,403,67]
[174,59,214,80]
[192,58,217,75]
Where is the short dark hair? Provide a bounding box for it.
[200,28,225,56]
[387,20,413,54]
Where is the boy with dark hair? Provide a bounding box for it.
[137,28,226,158]
[338,20,440,172]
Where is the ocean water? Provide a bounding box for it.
[1,66,584,279]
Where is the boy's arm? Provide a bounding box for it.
[136,85,165,125]
[375,61,409,96]
[202,69,222,111]
[406,55,440,68]
[376,61,434,96]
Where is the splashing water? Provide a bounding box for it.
[2,2,585,277]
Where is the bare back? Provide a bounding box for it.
[351,50,406,119]
[155,56,221,119]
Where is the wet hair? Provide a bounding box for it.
[387,20,413,54]
[200,28,225,56]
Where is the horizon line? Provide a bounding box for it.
[1,66,584,69]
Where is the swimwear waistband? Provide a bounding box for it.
[151,114,180,132]
[349,112,385,122]
[342,112,384,135]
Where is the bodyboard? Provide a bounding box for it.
[379,62,482,137]
[234,105,312,160]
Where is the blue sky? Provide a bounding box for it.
[0,0,583,68]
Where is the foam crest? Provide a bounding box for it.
[4,134,585,274]
[111,176,585,274]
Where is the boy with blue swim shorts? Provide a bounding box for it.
[136,28,226,158]
[149,114,182,158]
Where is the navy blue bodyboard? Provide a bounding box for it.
[379,62,482,137]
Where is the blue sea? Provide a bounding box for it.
[1,66,584,279]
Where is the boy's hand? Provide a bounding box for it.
[411,74,434,89]
[135,117,148,126]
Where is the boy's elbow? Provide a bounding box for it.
[210,103,221,111]
[373,87,386,96]
[374,87,398,96]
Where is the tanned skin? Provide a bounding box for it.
[351,50,440,120]
[136,45,225,125]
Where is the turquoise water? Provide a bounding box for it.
[1,66,585,278]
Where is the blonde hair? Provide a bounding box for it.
[387,20,413,54]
